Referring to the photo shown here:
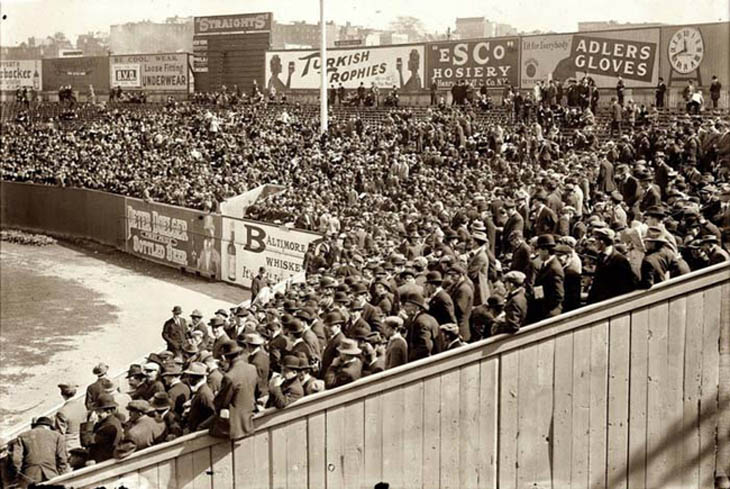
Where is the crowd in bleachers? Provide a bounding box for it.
[1,85,730,486]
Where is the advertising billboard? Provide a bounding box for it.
[265,44,426,91]
[194,12,272,35]
[426,37,520,89]
[110,63,140,88]
[521,28,660,88]
[0,60,42,91]
[110,53,191,91]
[125,199,222,279]
[42,56,110,93]
[659,23,730,88]
[221,217,322,288]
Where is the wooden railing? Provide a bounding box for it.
[46,262,730,489]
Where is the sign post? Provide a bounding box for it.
[320,0,327,134]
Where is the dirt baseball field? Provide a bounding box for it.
[0,238,249,435]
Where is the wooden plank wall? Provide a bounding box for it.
[50,265,730,489]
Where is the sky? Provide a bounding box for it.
[1,0,728,45]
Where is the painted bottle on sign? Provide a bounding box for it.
[227,230,237,281]
[32,70,40,90]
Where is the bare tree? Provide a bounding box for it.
[388,16,427,42]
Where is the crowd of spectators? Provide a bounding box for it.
[1,89,730,485]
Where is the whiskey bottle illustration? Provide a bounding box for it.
[227,230,237,281]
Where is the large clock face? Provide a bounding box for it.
[668,27,704,74]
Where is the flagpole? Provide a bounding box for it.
[320,0,328,134]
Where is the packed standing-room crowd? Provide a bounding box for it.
[2,75,730,485]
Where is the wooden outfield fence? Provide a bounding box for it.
[47,262,730,489]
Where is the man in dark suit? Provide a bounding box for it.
[162,305,187,355]
[587,228,638,304]
[616,164,643,220]
[424,271,457,326]
[402,291,441,361]
[88,394,123,463]
[210,317,231,360]
[528,235,564,323]
[268,355,304,409]
[597,157,617,194]
[10,416,68,485]
[445,264,474,342]
[239,333,270,406]
[209,341,258,441]
[508,231,532,284]
[85,362,110,411]
[319,311,347,379]
[638,171,662,213]
[531,191,558,236]
[161,365,191,418]
[251,267,268,302]
[502,200,525,253]
[701,235,730,264]
[183,363,215,433]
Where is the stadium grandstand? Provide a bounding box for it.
[0,6,729,489]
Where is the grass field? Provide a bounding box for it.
[0,238,249,435]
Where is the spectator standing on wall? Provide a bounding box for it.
[655,77,666,108]
[251,267,268,301]
[683,81,695,111]
[616,76,625,105]
[430,78,438,106]
[610,97,623,137]
[710,75,722,109]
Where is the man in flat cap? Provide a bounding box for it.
[121,400,157,453]
[491,271,528,335]
[382,316,408,370]
[10,416,68,486]
[439,323,464,351]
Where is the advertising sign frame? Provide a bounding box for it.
[0,60,42,91]
[124,198,222,280]
[520,28,661,88]
[221,217,322,289]
[265,44,426,91]
[426,37,520,89]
